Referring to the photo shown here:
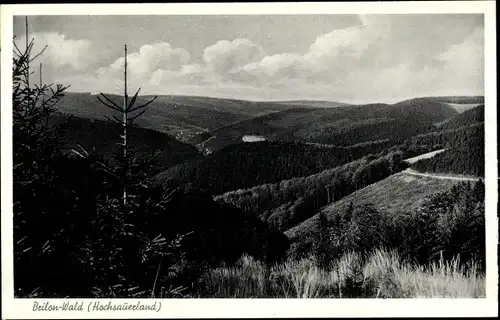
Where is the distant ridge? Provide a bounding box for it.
[397,95,484,105]
[75,92,349,107]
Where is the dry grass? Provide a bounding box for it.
[199,249,485,298]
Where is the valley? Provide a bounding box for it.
[10,11,490,303]
[16,81,487,300]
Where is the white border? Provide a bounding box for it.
[1,2,497,318]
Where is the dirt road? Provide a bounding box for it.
[402,168,481,182]
[404,149,447,164]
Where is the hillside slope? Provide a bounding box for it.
[438,105,484,130]
[155,140,367,194]
[56,92,344,143]
[193,97,459,153]
[52,113,202,169]
[285,171,462,242]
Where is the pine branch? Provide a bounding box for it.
[30,44,48,62]
[126,88,141,112]
[98,93,123,112]
[127,96,157,113]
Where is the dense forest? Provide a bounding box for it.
[400,122,484,150]
[217,150,409,231]
[411,145,484,176]
[191,99,458,153]
[406,121,484,176]
[438,105,484,131]
[157,140,397,195]
[303,117,435,145]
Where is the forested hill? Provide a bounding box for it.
[191,98,459,153]
[155,140,398,195]
[438,105,484,130]
[51,113,202,169]
[433,96,484,104]
[285,175,485,269]
[406,119,484,177]
[216,150,409,231]
[401,122,483,149]
[411,145,484,177]
[56,92,319,143]
[213,119,484,232]
[407,105,485,177]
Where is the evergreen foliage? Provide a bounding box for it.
[218,150,408,231]
[12,26,289,298]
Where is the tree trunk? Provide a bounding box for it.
[123,44,128,208]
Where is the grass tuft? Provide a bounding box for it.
[198,248,485,298]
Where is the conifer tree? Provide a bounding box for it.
[13,17,72,297]
[89,45,158,208]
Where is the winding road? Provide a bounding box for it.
[404,149,447,164]
[402,149,481,182]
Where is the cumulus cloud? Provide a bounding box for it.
[98,38,266,89]
[225,14,484,100]
[99,42,190,78]
[203,38,264,74]
[149,63,207,86]
[15,32,94,71]
[228,25,371,86]
[436,27,484,93]
[62,14,483,102]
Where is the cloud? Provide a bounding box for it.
[229,24,372,86]
[99,42,190,77]
[149,63,207,86]
[203,38,264,74]
[98,38,266,89]
[60,15,484,102]
[436,27,484,93]
[226,14,484,100]
[15,32,94,72]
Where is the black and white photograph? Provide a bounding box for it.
[1,1,497,318]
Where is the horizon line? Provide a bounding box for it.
[63,90,485,106]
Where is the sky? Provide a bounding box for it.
[13,14,484,103]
